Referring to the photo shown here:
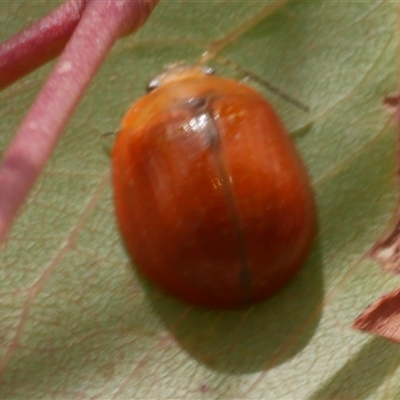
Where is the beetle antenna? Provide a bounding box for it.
[215,57,309,113]
[101,130,117,137]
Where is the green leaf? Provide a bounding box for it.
[1,0,399,398]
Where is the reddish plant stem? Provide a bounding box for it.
[0,0,86,90]
[0,0,158,243]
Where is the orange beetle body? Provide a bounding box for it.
[112,65,316,308]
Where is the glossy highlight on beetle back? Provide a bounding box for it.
[112,65,316,308]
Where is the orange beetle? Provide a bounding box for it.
[112,64,316,308]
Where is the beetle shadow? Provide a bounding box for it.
[141,236,323,375]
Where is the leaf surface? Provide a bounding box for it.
[1,1,399,398]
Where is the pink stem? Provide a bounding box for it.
[0,0,158,243]
[0,0,86,90]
